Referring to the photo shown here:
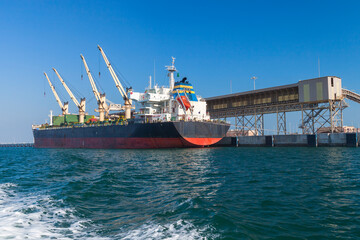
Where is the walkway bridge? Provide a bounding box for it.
[205,76,360,135]
[342,89,360,104]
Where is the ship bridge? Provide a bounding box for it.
[205,76,360,135]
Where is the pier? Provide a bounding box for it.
[206,76,360,135]
[206,76,360,147]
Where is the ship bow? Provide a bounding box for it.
[173,121,230,147]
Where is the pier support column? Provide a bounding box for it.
[237,113,264,136]
[236,115,249,136]
[300,100,347,134]
[301,108,316,134]
[255,114,264,136]
[329,100,346,133]
[277,112,287,135]
[235,110,246,136]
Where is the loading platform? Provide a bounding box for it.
[206,76,360,135]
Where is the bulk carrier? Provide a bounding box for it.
[32,46,229,149]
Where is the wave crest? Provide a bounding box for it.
[119,219,216,240]
[0,183,108,240]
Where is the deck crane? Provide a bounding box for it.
[44,72,69,115]
[97,45,132,119]
[52,68,86,124]
[80,54,107,122]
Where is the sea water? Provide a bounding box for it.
[0,147,359,239]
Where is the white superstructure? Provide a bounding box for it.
[129,58,210,123]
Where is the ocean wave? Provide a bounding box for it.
[0,183,109,240]
[119,219,217,240]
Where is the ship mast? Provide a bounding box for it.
[44,72,69,115]
[166,57,176,90]
[52,68,86,123]
[165,57,176,116]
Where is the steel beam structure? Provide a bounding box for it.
[209,98,349,135]
[206,77,359,135]
[299,100,347,134]
[277,112,286,135]
[210,101,318,118]
[234,113,264,136]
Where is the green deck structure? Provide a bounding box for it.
[52,114,94,126]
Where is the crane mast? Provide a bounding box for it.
[44,72,69,115]
[80,54,107,122]
[97,45,132,119]
[52,68,86,123]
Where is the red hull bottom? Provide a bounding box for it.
[34,137,222,149]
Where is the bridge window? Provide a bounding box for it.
[232,101,247,107]
[331,78,334,87]
[254,97,271,104]
[278,94,298,102]
[213,103,227,109]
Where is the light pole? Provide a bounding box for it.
[251,76,257,90]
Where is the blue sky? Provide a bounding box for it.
[1,0,360,142]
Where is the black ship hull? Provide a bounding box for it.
[33,121,230,149]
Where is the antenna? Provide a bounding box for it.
[230,80,232,93]
[318,57,320,77]
[251,76,258,90]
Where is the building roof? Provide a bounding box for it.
[205,83,298,101]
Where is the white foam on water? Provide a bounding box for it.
[0,183,217,239]
[119,219,217,240]
[0,183,109,240]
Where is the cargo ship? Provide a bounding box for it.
[32,47,229,148]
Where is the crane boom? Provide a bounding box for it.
[44,72,69,115]
[52,68,80,107]
[80,54,107,121]
[97,45,132,119]
[97,45,127,99]
[52,68,86,123]
[44,72,63,109]
[80,54,101,101]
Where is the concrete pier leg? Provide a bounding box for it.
[307,135,317,147]
[346,133,358,147]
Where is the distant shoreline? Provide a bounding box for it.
[0,143,34,148]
